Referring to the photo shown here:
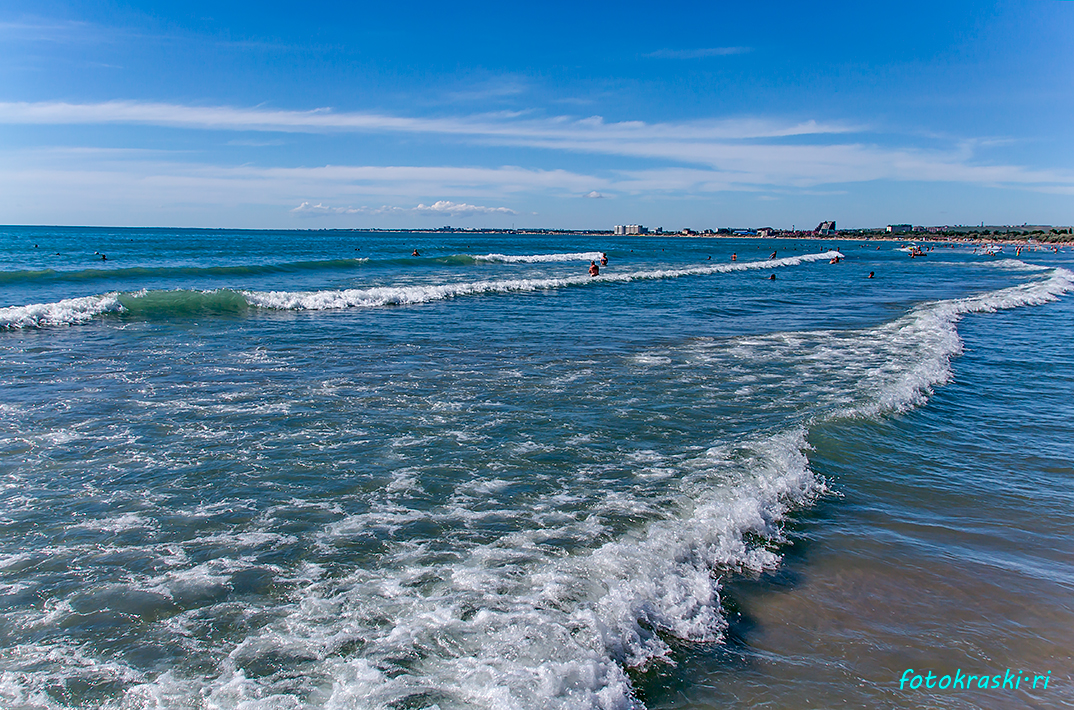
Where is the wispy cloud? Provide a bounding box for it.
[226,138,285,147]
[644,47,751,59]
[444,77,530,103]
[3,102,1073,205]
[0,19,97,43]
[583,191,605,198]
[0,100,858,143]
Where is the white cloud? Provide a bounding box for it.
[0,100,858,143]
[411,200,518,215]
[3,100,1073,224]
[7,100,1070,193]
[292,200,518,217]
[291,201,363,216]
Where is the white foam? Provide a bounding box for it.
[847,266,1074,418]
[0,292,124,329]
[473,251,604,263]
[8,262,1070,710]
[242,251,843,312]
[0,252,841,328]
[90,428,816,710]
[971,258,1049,272]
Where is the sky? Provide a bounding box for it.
[0,0,1072,230]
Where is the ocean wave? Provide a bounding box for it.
[84,428,819,710]
[472,251,605,263]
[242,250,844,311]
[0,293,125,329]
[0,258,372,286]
[844,266,1073,416]
[1,251,843,328]
[3,268,1071,709]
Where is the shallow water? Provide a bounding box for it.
[1,227,1071,708]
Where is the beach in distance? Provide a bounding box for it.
[1,225,1072,710]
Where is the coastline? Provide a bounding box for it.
[4,223,1072,244]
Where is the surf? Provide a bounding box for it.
[0,251,845,329]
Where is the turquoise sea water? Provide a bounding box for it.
[1,227,1071,709]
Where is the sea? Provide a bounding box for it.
[1,226,1071,710]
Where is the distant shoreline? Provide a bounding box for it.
[4,224,1071,243]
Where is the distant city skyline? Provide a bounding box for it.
[1,1,1072,229]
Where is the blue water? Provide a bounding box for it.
[1,226,1071,709]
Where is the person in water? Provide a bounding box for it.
[412,249,420,256]
[731,253,737,261]
[600,253,608,266]
[769,273,776,280]
[589,261,600,276]
[868,271,874,278]
[770,250,777,259]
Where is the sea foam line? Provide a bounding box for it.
[241,251,844,311]
[847,266,1074,417]
[0,293,125,329]
[0,252,842,328]
[472,251,604,263]
[2,269,1070,710]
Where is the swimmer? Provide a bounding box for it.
[868,271,874,278]
[600,253,608,266]
[731,253,737,261]
[770,251,777,259]
[769,273,776,280]
[412,249,420,256]
[589,261,599,277]
[707,256,711,260]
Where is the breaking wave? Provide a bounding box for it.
[1,251,843,329]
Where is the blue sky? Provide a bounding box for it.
[1,0,1072,229]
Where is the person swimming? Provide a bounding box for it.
[868,271,874,278]
[769,273,776,280]
[412,249,420,256]
[731,253,737,261]
[600,253,608,266]
[770,250,777,259]
[589,261,599,276]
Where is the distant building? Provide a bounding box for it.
[614,224,648,235]
[757,227,776,237]
[815,220,836,235]
[886,224,912,234]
